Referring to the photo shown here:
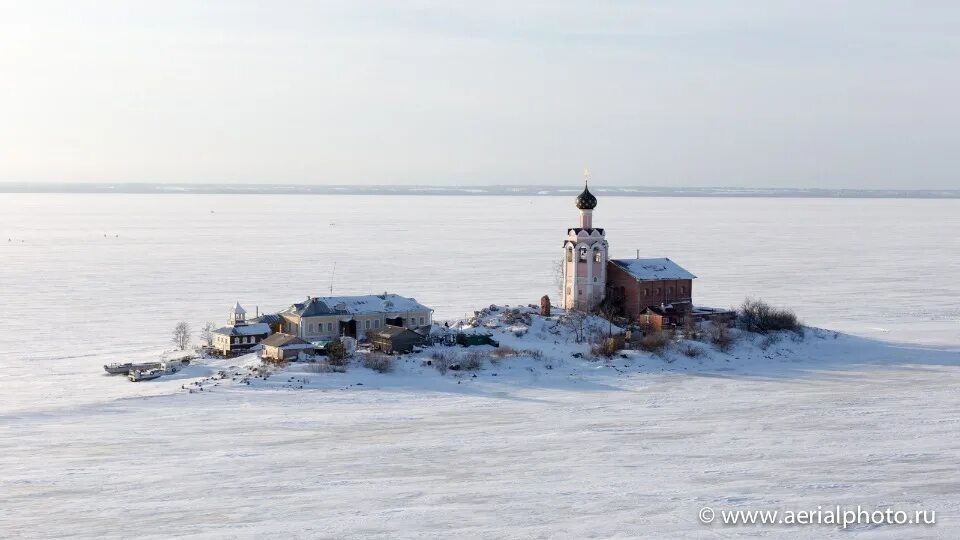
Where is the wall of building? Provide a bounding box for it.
[606,263,693,319]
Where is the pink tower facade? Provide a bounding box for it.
[562,178,608,311]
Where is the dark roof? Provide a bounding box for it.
[261,333,311,347]
[212,323,271,337]
[370,325,421,340]
[287,297,346,317]
[575,183,597,210]
[252,313,281,325]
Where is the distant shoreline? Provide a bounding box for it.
[1,183,958,199]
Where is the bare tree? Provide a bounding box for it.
[553,256,565,299]
[200,322,215,348]
[172,321,191,351]
[562,311,588,343]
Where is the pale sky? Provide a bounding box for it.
[1,1,957,188]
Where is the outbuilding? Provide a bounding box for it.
[368,325,426,354]
[260,333,316,362]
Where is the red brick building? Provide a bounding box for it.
[605,257,696,320]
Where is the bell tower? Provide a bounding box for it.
[562,170,608,311]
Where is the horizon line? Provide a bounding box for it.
[1,182,958,199]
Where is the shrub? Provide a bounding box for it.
[522,349,544,361]
[430,350,453,374]
[636,331,668,353]
[303,361,345,374]
[490,345,517,358]
[460,351,485,371]
[738,298,802,334]
[708,317,734,352]
[680,343,704,358]
[326,337,348,366]
[591,334,626,358]
[363,353,394,373]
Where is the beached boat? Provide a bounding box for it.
[127,368,163,382]
[104,362,161,375]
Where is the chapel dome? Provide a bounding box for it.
[575,184,597,210]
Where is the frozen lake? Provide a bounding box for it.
[1,193,958,538]
[1,193,957,353]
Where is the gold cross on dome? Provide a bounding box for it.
[584,168,591,184]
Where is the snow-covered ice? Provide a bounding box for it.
[1,194,958,538]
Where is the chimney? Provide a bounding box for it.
[636,249,639,259]
[255,305,259,318]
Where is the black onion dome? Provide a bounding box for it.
[575,183,597,210]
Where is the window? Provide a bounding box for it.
[326,322,333,332]
[419,317,424,325]
[643,289,649,296]
[680,286,685,294]
[566,248,573,262]
[594,251,602,263]
[365,320,371,329]
[579,247,587,261]
[309,323,315,333]
[374,320,380,328]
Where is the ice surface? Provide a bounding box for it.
[0,194,958,538]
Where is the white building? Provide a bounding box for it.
[276,293,433,341]
[562,172,608,311]
[211,302,272,355]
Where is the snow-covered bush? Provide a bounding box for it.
[636,331,668,353]
[680,343,704,358]
[591,335,625,358]
[738,298,802,334]
[304,361,345,374]
[460,351,485,371]
[363,353,393,373]
[708,317,734,352]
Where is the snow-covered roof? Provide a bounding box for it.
[284,293,433,318]
[213,322,270,336]
[261,333,310,348]
[610,258,696,281]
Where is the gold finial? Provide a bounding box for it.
[583,168,591,185]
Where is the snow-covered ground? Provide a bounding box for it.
[1,194,959,538]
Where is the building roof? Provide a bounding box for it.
[283,293,433,318]
[610,258,697,281]
[252,313,281,325]
[233,302,246,315]
[212,322,271,337]
[370,325,421,340]
[261,333,311,348]
[575,183,597,210]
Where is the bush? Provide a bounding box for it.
[363,353,394,373]
[522,349,544,361]
[680,343,704,358]
[591,334,626,358]
[490,345,517,358]
[460,351,485,371]
[303,361,346,374]
[708,317,734,352]
[326,337,348,366]
[430,350,453,374]
[636,331,668,353]
[738,298,802,334]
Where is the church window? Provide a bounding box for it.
[579,247,587,261]
[566,248,573,262]
[594,251,602,263]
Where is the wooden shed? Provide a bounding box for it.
[369,325,426,354]
[260,333,316,362]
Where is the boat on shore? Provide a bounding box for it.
[128,368,163,382]
[104,362,162,375]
